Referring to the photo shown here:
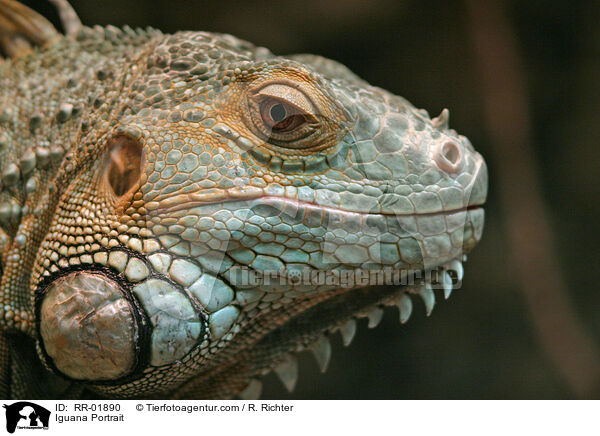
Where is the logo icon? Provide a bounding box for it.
[2,402,50,433]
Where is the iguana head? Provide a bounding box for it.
[33,30,487,398]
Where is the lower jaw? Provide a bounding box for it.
[164,207,484,398]
[252,255,465,366]
[172,254,467,399]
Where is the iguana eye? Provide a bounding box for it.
[259,98,306,133]
[247,82,319,146]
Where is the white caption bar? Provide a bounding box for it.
[1,400,597,436]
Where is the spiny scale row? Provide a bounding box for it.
[238,258,465,399]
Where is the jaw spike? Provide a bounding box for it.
[440,270,453,299]
[447,259,464,281]
[339,319,357,346]
[274,354,298,393]
[397,293,413,324]
[367,307,384,328]
[239,379,262,400]
[309,336,332,373]
[419,284,436,316]
[432,108,450,129]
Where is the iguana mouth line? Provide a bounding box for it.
[155,193,484,217]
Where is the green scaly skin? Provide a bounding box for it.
[0,2,487,399]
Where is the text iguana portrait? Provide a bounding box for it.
[0,0,487,399]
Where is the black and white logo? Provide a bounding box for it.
[2,402,50,433]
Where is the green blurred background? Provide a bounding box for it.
[26,0,600,399]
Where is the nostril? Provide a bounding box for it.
[435,141,463,173]
[442,142,460,164]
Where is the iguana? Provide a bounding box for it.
[0,0,487,399]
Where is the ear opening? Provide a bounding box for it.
[103,135,143,200]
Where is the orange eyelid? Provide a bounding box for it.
[255,84,315,114]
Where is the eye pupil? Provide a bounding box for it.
[257,97,308,136]
[269,103,287,122]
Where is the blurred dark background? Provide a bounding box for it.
[27,0,600,399]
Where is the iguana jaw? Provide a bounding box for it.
[167,205,483,399]
[171,250,475,399]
